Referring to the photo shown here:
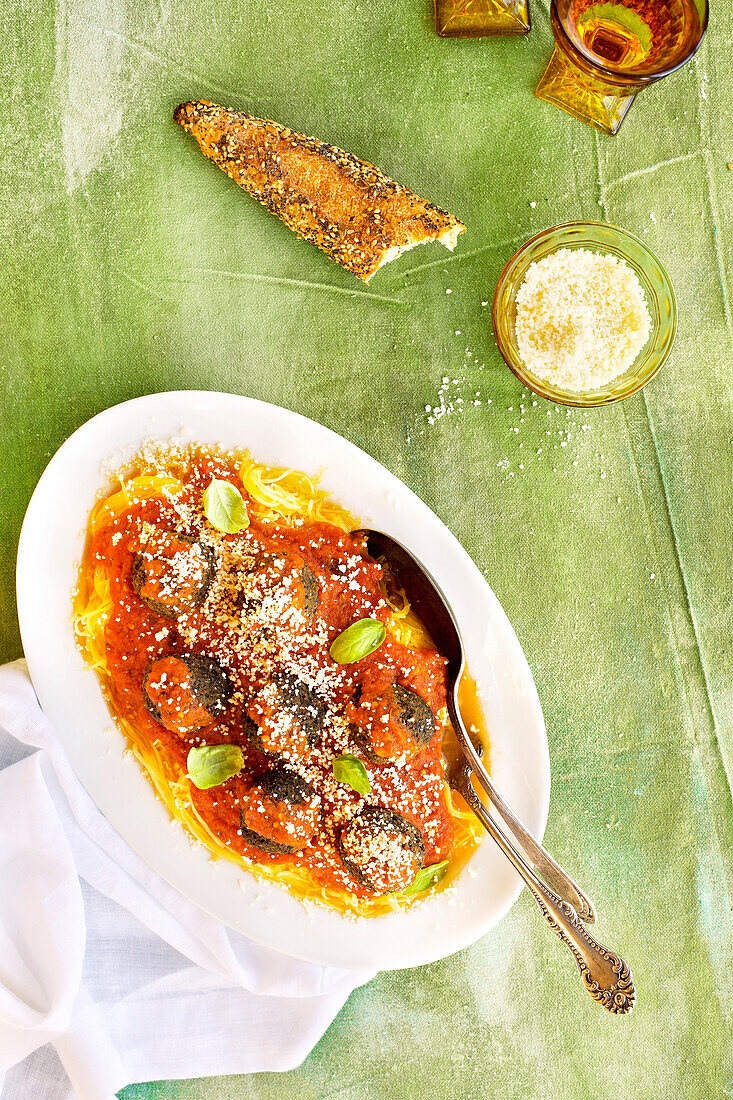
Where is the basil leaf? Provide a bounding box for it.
[332,753,371,796]
[329,618,386,664]
[405,859,450,896]
[202,479,250,534]
[187,744,244,789]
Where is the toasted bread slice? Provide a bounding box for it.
[174,100,465,282]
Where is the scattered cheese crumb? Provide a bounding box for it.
[514,248,652,393]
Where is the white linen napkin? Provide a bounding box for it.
[0,660,374,1100]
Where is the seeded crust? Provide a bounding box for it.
[131,533,217,620]
[173,100,465,283]
[337,806,425,893]
[143,653,232,729]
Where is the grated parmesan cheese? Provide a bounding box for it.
[514,248,652,393]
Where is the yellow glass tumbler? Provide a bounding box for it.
[535,0,708,135]
[435,0,530,37]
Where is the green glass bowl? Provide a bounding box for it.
[492,222,677,408]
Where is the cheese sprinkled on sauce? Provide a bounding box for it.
[515,248,652,393]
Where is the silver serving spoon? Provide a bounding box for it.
[359,528,595,918]
[358,529,635,1014]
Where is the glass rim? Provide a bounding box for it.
[550,0,709,85]
[491,221,678,408]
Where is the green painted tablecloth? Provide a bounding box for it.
[2,0,731,1096]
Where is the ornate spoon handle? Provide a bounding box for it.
[448,691,597,923]
[455,769,635,1014]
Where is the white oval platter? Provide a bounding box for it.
[16,390,549,971]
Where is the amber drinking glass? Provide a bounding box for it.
[435,0,530,37]
[535,0,708,135]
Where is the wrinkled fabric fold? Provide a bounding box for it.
[0,661,373,1099]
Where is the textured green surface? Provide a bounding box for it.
[2,0,732,1097]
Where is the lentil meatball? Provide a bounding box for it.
[239,765,319,855]
[337,807,425,893]
[242,669,326,760]
[350,684,436,765]
[143,653,232,734]
[131,529,217,619]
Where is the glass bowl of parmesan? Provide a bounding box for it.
[492,222,677,407]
